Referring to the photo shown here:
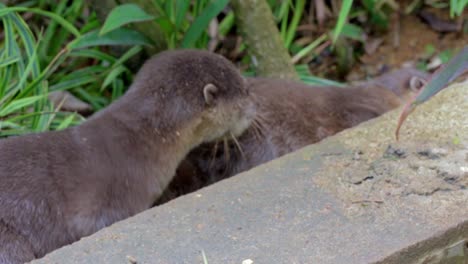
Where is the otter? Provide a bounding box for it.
[157,68,429,204]
[0,50,255,264]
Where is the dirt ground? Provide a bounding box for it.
[345,11,467,82]
[295,3,467,82]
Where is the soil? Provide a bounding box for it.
[344,11,467,82]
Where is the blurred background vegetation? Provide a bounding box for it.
[0,0,466,137]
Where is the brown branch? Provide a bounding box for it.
[230,0,298,80]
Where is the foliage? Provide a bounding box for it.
[265,0,465,77]
[150,0,230,49]
[0,1,151,137]
[1,0,464,138]
[100,4,154,35]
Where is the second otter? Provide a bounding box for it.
[158,69,428,203]
[0,50,255,264]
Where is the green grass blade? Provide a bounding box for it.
[16,48,69,99]
[39,0,67,58]
[0,95,44,117]
[49,75,97,92]
[11,13,41,78]
[0,15,15,98]
[174,0,191,30]
[0,40,40,107]
[59,65,105,81]
[450,0,456,17]
[291,34,328,63]
[102,66,126,90]
[112,45,142,68]
[0,55,20,68]
[0,120,23,130]
[0,6,81,37]
[151,0,166,15]
[279,0,290,39]
[180,0,229,48]
[10,13,47,128]
[56,113,76,130]
[299,75,346,87]
[73,87,109,110]
[332,0,354,44]
[111,78,125,100]
[69,49,116,63]
[284,0,305,49]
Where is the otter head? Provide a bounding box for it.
[129,49,255,146]
[373,68,429,102]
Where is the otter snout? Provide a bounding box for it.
[229,99,256,137]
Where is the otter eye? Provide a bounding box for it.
[203,83,218,105]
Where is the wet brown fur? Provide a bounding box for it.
[157,69,429,204]
[0,50,255,263]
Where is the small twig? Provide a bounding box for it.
[351,200,384,204]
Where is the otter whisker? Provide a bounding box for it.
[250,120,262,141]
[209,140,220,169]
[223,136,230,164]
[230,132,245,159]
[252,119,264,140]
[250,116,266,141]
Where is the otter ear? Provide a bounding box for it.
[409,76,426,93]
[203,83,218,105]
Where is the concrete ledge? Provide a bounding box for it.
[33,82,468,264]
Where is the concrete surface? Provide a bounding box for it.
[32,81,468,264]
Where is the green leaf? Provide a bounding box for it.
[155,17,176,37]
[218,11,234,36]
[67,28,153,50]
[332,0,354,44]
[181,0,229,48]
[339,23,364,42]
[100,4,154,35]
[0,95,44,117]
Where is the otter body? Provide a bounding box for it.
[158,69,428,203]
[0,50,254,263]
